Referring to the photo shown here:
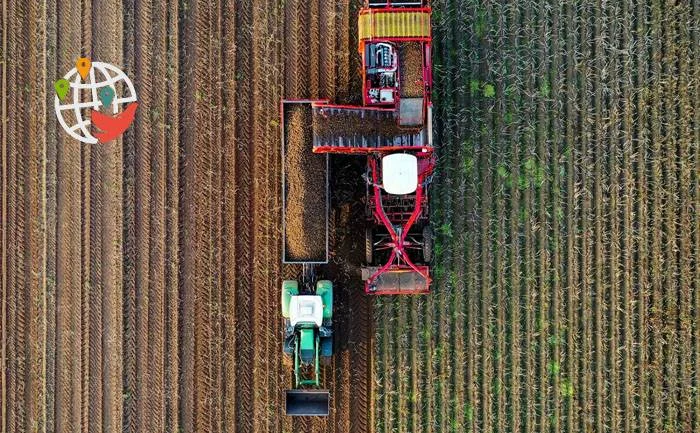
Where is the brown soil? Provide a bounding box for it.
[284,105,327,261]
[2,1,370,433]
[399,42,423,98]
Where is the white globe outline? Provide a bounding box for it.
[54,61,138,144]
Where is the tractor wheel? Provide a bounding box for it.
[321,355,332,366]
[365,227,373,265]
[422,225,433,263]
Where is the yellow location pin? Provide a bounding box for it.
[76,57,91,80]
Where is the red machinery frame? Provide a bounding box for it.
[363,153,434,294]
[288,2,435,295]
[358,4,432,115]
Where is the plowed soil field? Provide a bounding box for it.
[1,1,371,432]
[374,1,700,433]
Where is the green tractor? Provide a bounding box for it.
[281,279,333,416]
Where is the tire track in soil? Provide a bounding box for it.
[268,3,284,432]
[83,4,94,430]
[91,1,125,431]
[4,0,47,430]
[53,0,83,431]
[163,2,180,429]
[252,1,275,432]
[396,300,408,433]
[44,1,59,431]
[209,7,224,431]
[129,0,155,430]
[220,0,237,430]
[335,0,351,103]
[5,2,23,429]
[232,0,255,430]
[145,2,169,430]
[377,297,390,433]
[283,0,301,99]
[179,1,215,432]
[319,0,336,101]
[120,0,137,430]
[0,0,5,427]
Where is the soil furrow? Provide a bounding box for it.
[252,1,273,431]
[219,0,237,431]
[233,0,255,430]
[53,0,84,430]
[163,2,181,430]
[0,0,5,426]
[132,0,155,430]
[92,1,125,431]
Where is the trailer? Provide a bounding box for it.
[280,101,332,416]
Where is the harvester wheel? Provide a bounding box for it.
[365,228,373,265]
[422,225,433,263]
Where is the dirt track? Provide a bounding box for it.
[1,1,370,432]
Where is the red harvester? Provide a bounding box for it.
[282,0,435,297]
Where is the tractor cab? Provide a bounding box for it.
[281,280,333,416]
[289,295,324,363]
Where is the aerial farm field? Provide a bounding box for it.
[375,1,699,433]
[0,1,698,433]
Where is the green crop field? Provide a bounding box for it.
[374,1,699,432]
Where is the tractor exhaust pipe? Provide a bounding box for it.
[285,390,330,416]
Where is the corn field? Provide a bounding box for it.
[374,1,699,432]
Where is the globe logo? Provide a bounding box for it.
[54,59,138,144]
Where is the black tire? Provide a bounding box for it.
[365,227,373,265]
[422,225,433,263]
